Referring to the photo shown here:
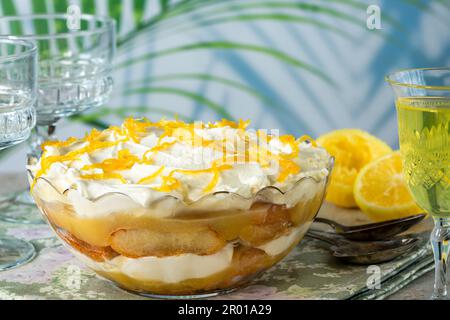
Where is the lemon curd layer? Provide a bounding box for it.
[29,118,330,216]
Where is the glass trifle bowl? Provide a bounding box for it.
[28,118,332,298]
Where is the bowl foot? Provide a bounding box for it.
[111,282,240,299]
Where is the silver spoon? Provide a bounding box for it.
[306,229,420,264]
[313,214,426,241]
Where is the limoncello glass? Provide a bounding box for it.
[386,68,450,300]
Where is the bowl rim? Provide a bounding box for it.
[28,157,334,207]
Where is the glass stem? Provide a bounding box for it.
[431,217,450,300]
[28,124,57,162]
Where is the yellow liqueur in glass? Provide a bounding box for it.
[387,68,450,300]
[396,97,450,216]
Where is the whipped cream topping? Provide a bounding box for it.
[29,119,330,213]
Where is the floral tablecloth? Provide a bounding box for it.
[0,217,433,300]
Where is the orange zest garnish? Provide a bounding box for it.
[214,119,250,130]
[138,166,165,184]
[176,162,233,193]
[272,134,314,182]
[82,149,141,172]
[153,175,181,192]
[122,118,152,143]
[150,162,233,193]
[41,137,78,152]
[79,173,127,184]
[33,118,315,192]
[277,158,301,182]
[203,163,233,193]
[32,140,121,188]
[142,140,177,161]
[82,149,153,171]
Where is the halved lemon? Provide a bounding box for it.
[354,152,422,221]
[317,129,392,207]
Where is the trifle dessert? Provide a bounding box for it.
[28,118,332,297]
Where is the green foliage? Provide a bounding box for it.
[63,0,367,130]
[0,0,417,161]
[0,0,377,129]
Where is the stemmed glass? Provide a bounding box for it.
[0,37,37,270]
[0,14,115,223]
[386,68,450,300]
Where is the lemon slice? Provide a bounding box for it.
[317,129,392,207]
[354,152,422,221]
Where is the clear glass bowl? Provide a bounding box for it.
[29,159,333,298]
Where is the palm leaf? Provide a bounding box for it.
[200,1,407,39]
[159,13,355,41]
[0,0,17,15]
[107,0,123,31]
[117,0,194,47]
[118,1,360,47]
[117,41,333,84]
[123,73,301,122]
[81,0,95,14]
[124,73,277,106]
[188,2,363,25]
[31,0,49,36]
[71,106,194,125]
[54,0,70,13]
[133,0,147,24]
[0,0,22,34]
[117,0,406,48]
[123,86,234,119]
[251,1,406,32]
[160,0,174,12]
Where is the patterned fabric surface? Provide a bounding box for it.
[0,218,432,300]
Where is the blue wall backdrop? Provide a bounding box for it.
[0,0,449,171]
